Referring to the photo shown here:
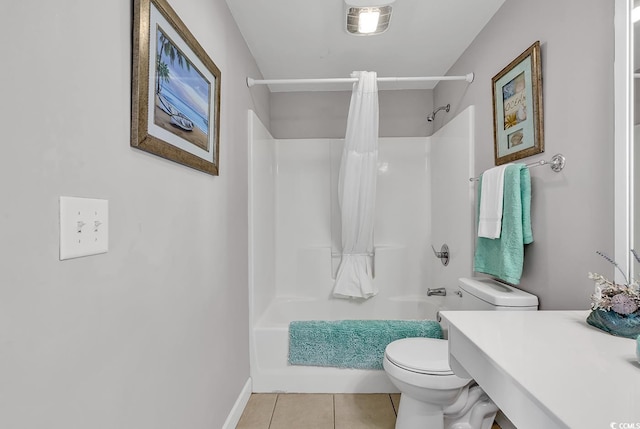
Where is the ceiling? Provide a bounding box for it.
[225,0,507,92]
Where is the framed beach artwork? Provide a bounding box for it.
[132,0,221,175]
[491,41,544,166]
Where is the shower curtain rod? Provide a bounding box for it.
[246,73,474,88]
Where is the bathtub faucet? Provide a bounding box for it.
[427,287,446,296]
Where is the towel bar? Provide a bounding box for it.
[469,153,566,182]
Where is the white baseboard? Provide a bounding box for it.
[495,411,517,429]
[222,377,252,429]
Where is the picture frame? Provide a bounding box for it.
[132,0,221,175]
[491,41,543,166]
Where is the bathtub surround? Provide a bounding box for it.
[248,108,474,392]
[427,107,476,312]
[333,71,380,299]
[288,319,442,369]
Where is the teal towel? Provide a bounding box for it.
[473,164,533,284]
[288,320,443,370]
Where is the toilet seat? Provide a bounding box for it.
[384,337,454,376]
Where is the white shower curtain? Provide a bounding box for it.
[332,71,379,299]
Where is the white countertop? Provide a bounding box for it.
[440,310,640,429]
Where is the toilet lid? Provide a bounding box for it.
[385,337,453,375]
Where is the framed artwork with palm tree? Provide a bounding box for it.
[491,41,544,166]
[132,0,221,175]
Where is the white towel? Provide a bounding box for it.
[478,164,510,238]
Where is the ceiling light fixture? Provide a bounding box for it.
[345,0,394,36]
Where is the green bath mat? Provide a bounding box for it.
[288,319,443,370]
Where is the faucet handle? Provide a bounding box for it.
[431,244,450,266]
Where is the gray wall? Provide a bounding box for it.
[0,0,268,428]
[434,0,615,309]
[271,89,434,138]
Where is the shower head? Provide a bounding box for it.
[427,104,450,122]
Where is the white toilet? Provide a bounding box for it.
[383,277,538,429]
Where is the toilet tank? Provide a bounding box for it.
[456,277,538,311]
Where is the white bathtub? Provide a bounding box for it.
[250,295,444,393]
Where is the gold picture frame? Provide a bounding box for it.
[492,41,544,166]
[132,0,221,175]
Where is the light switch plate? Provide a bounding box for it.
[59,196,109,260]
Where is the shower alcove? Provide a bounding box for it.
[248,106,475,393]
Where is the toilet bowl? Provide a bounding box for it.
[383,337,497,429]
[383,277,539,429]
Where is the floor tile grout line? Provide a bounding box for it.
[267,393,279,429]
[332,394,336,429]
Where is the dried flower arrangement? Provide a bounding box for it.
[589,250,640,314]
[587,250,640,338]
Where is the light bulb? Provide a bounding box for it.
[357,9,380,34]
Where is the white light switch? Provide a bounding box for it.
[59,196,109,260]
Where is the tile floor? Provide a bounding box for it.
[237,393,501,429]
